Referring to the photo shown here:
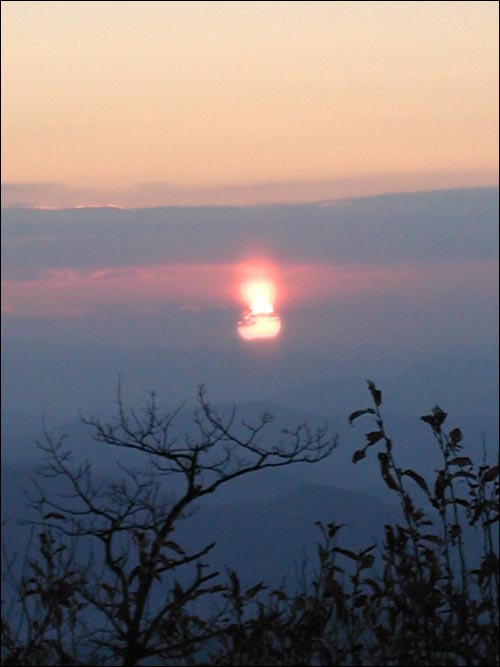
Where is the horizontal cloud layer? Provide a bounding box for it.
[2,189,498,280]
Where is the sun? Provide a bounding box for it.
[237,310,282,341]
[240,280,275,314]
[237,270,282,341]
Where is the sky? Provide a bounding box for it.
[1,1,498,207]
[1,2,498,419]
[2,188,498,352]
[2,189,498,421]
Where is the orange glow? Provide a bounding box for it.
[237,266,282,341]
[2,259,496,321]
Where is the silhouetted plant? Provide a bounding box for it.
[203,383,498,666]
[1,383,498,666]
[1,386,335,666]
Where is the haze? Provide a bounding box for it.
[2,188,498,420]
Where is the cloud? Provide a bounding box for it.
[2,170,498,209]
[2,258,497,321]
[1,182,108,208]
[2,189,498,280]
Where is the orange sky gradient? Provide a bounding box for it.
[1,1,498,207]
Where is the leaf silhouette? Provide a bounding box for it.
[348,409,375,425]
[367,381,382,407]
[359,554,375,570]
[366,431,383,446]
[421,406,447,431]
[434,471,449,500]
[481,466,499,483]
[244,582,266,600]
[323,576,343,606]
[403,469,429,494]
[352,449,366,464]
[449,457,472,467]
[333,547,359,561]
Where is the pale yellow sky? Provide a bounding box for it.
[1,1,498,203]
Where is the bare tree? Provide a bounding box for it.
[2,384,498,666]
[2,386,336,666]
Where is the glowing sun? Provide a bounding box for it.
[237,277,282,341]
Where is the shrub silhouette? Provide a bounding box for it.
[1,383,498,666]
[209,383,498,666]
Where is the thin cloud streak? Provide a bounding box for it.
[2,259,497,320]
[2,170,498,209]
